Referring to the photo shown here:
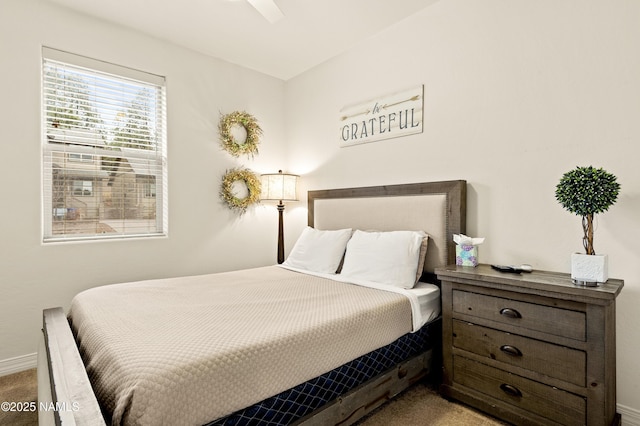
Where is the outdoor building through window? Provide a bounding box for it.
[42,47,167,242]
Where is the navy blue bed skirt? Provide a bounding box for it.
[207,319,439,426]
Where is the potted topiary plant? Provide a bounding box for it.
[555,166,620,285]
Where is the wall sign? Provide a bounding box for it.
[339,85,423,147]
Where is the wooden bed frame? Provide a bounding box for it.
[38,179,466,426]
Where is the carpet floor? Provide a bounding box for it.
[0,369,505,425]
[356,382,507,426]
[0,369,38,426]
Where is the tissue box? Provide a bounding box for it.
[456,244,478,267]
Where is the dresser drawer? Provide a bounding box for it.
[452,290,586,341]
[452,320,586,386]
[454,356,585,426]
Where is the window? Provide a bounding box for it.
[68,153,93,162]
[72,180,93,196]
[143,180,156,198]
[42,47,167,241]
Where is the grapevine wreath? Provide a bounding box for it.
[218,111,262,157]
[220,168,261,213]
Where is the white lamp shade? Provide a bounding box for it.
[260,171,298,201]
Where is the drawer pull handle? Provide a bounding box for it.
[500,345,523,357]
[500,383,523,398]
[499,308,522,319]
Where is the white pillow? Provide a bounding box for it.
[283,227,353,274]
[340,230,427,289]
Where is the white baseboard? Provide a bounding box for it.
[0,353,37,377]
[620,403,640,426]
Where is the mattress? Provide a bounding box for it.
[208,320,437,425]
[407,281,441,326]
[68,266,440,425]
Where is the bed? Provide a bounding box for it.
[38,179,466,426]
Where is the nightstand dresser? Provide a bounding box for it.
[436,264,623,426]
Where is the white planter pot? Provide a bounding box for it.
[571,253,609,286]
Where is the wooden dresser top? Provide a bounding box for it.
[436,264,623,304]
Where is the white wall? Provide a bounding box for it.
[3,0,640,419]
[0,0,287,365]
[285,0,640,417]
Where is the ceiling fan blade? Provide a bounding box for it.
[246,0,284,23]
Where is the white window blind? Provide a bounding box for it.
[42,47,167,242]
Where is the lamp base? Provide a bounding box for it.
[277,202,285,264]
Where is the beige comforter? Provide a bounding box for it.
[68,266,413,426]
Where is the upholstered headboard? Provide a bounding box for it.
[308,180,466,274]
